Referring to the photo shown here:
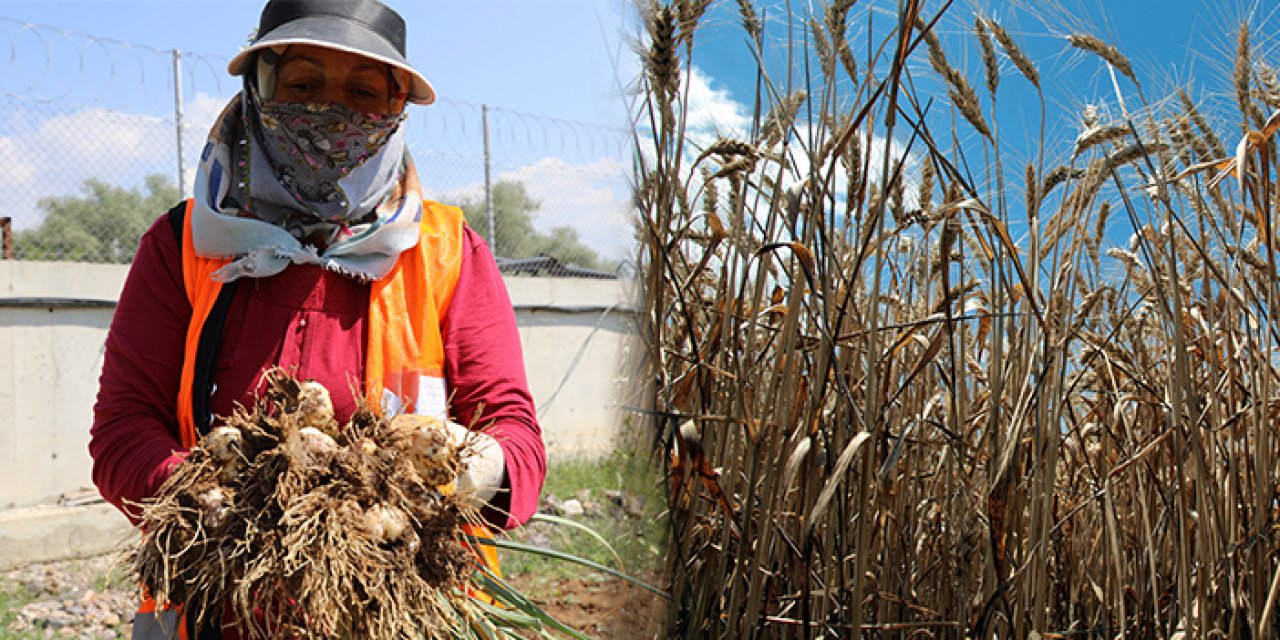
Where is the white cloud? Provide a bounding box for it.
[0,91,237,230]
[37,109,158,162]
[637,63,922,208]
[0,138,36,187]
[441,155,634,262]
[685,67,752,142]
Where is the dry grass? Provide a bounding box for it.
[635,0,1280,637]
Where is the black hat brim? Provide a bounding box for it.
[227,15,435,105]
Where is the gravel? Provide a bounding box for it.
[2,554,135,639]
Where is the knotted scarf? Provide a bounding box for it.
[190,91,425,282]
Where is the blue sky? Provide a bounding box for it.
[677,0,1278,150]
[642,0,1280,255]
[0,0,636,128]
[1,0,1275,260]
[0,0,641,259]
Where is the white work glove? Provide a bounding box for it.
[396,413,506,508]
[444,421,505,507]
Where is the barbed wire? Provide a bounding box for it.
[0,17,636,264]
[0,17,625,147]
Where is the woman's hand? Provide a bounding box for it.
[391,414,506,507]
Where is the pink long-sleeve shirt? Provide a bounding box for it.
[90,210,545,530]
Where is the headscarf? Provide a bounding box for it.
[188,74,425,283]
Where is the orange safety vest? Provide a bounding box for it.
[135,199,499,639]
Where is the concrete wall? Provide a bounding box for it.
[0,261,130,509]
[0,260,642,512]
[509,277,643,460]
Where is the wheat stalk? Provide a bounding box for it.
[974,17,999,98]
[809,16,834,75]
[986,18,1039,89]
[640,1,1280,636]
[759,90,807,149]
[646,2,680,103]
[921,21,992,139]
[1075,124,1134,157]
[1041,165,1083,199]
[735,0,760,43]
[1178,89,1227,158]
[1068,33,1137,85]
[826,0,858,83]
[918,155,936,212]
[1235,23,1266,129]
[676,0,712,47]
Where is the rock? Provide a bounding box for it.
[561,499,585,517]
[540,494,564,516]
[4,554,136,639]
[522,529,554,548]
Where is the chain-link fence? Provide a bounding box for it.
[0,18,634,272]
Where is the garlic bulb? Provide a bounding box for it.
[390,414,458,486]
[362,504,409,544]
[203,425,243,463]
[296,380,336,433]
[219,458,244,484]
[287,426,339,467]
[196,486,232,529]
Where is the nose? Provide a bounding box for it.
[320,87,352,110]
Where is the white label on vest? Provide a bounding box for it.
[381,388,404,416]
[416,375,449,419]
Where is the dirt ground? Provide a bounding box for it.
[506,573,668,639]
[1,555,666,639]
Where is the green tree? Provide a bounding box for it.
[15,174,180,264]
[458,180,612,272]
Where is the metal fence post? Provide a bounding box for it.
[483,103,495,254]
[172,49,186,196]
[1,217,11,259]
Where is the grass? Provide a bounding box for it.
[0,588,30,639]
[499,444,668,585]
[0,570,45,639]
[92,563,133,596]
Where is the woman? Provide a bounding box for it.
[89,0,545,637]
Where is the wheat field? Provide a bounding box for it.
[635,0,1280,637]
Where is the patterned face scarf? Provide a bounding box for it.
[246,84,407,228]
[238,80,411,244]
[188,92,425,283]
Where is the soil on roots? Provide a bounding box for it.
[129,368,482,640]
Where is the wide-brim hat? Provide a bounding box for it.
[227,0,435,105]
